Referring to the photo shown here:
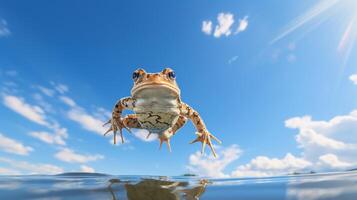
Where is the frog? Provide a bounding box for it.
[104,68,221,157]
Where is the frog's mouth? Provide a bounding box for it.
[131,82,180,96]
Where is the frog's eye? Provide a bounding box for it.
[132,72,140,81]
[168,71,176,79]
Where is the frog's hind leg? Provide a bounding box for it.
[158,116,188,152]
[105,114,141,144]
[179,103,221,157]
[171,115,188,134]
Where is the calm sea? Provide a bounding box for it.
[0,171,356,199]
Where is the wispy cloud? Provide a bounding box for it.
[55,148,104,163]
[235,16,249,34]
[0,157,63,174]
[0,133,33,155]
[67,108,106,135]
[57,95,107,135]
[228,56,238,64]
[32,93,55,113]
[35,85,55,97]
[0,19,10,37]
[50,82,69,94]
[29,131,66,146]
[2,92,69,144]
[349,74,357,84]
[59,96,77,107]
[2,94,48,126]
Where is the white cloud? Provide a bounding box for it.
[2,93,69,147]
[55,148,104,163]
[214,13,234,38]
[55,92,107,136]
[0,19,10,37]
[231,153,312,177]
[235,16,248,33]
[295,128,349,150]
[2,95,48,126]
[80,165,95,173]
[202,20,212,35]
[285,111,357,165]
[187,145,241,178]
[349,74,357,85]
[29,131,66,146]
[184,76,357,177]
[0,133,33,155]
[67,108,106,135]
[318,154,352,169]
[59,96,76,107]
[0,157,63,174]
[185,113,357,178]
[203,13,248,38]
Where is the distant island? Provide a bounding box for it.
[288,171,316,175]
[56,172,108,177]
[347,168,357,171]
[182,173,197,177]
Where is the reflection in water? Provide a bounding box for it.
[286,173,357,200]
[0,172,357,199]
[108,178,208,200]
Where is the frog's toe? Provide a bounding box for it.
[158,128,174,152]
[159,137,172,152]
[103,118,130,144]
[190,131,221,158]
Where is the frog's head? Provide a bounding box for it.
[131,68,180,97]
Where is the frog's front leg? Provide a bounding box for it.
[104,97,135,144]
[180,103,221,157]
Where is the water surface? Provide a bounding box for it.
[0,171,356,199]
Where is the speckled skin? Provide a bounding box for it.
[104,68,221,157]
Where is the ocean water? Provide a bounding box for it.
[0,171,356,200]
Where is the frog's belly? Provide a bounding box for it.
[135,112,179,132]
[133,90,180,132]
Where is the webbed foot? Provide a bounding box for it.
[190,131,221,157]
[103,117,131,144]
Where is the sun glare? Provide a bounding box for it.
[271,0,357,65]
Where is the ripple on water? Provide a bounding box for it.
[0,171,356,200]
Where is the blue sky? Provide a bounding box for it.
[1,0,357,177]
